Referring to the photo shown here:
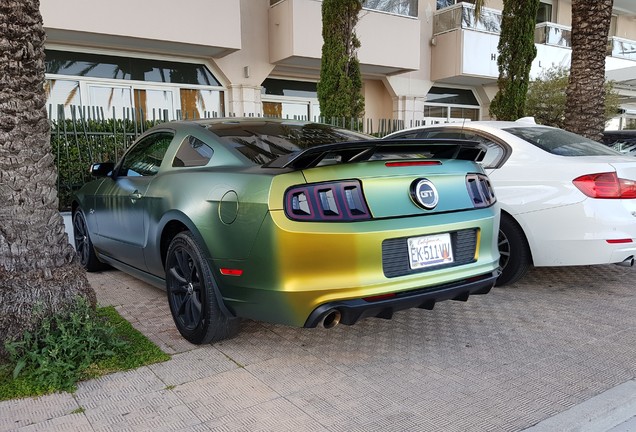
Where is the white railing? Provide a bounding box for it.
[534,22,572,48]
[609,36,636,61]
[433,2,502,35]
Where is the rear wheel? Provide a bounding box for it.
[496,214,531,286]
[165,231,239,344]
[73,209,108,271]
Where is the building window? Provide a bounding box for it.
[44,50,224,121]
[424,87,480,123]
[261,79,321,121]
[45,50,220,86]
[536,1,554,24]
[609,15,618,37]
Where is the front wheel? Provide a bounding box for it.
[496,214,532,287]
[165,231,239,344]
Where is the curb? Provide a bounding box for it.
[524,380,636,432]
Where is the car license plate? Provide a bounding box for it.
[407,233,454,270]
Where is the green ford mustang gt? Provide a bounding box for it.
[72,118,500,344]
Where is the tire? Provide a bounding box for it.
[496,214,532,287]
[165,231,239,344]
[73,209,108,271]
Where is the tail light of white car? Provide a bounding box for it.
[572,172,636,199]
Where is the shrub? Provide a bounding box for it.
[3,298,127,393]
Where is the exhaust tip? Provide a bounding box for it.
[320,309,341,329]
[616,256,635,267]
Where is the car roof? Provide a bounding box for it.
[390,119,549,135]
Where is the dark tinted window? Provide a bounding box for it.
[119,132,174,176]
[207,121,370,165]
[505,127,621,156]
[173,136,214,167]
[261,79,317,98]
[45,50,220,86]
[601,131,636,146]
[396,129,505,168]
[426,87,479,105]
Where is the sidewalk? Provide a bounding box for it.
[1,215,634,431]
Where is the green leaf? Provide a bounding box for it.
[13,359,26,379]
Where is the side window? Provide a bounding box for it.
[416,130,463,139]
[391,132,419,139]
[118,131,174,177]
[462,132,505,169]
[172,135,214,167]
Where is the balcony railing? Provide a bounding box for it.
[534,22,571,48]
[270,0,418,17]
[433,2,501,35]
[363,0,418,17]
[609,36,636,61]
[435,3,636,63]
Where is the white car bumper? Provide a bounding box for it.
[515,198,636,267]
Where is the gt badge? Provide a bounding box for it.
[410,178,439,210]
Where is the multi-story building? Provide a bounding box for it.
[41,0,636,132]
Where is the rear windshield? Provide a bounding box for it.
[207,121,370,164]
[504,126,621,156]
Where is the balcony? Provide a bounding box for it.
[431,2,636,85]
[534,23,572,48]
[268,0,420,76]
[40,0,241,58]
[430,2,502,85]
[609,37,636,61]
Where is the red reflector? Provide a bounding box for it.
[606,239,633,244]
[220,268,243,276]
[363,293,397,302]
[385,161,442,167]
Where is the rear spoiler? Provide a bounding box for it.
[265,138,485,170]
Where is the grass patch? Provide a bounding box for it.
[0,304,169,401]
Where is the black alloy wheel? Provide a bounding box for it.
[166,231,238,344]
[73,209,107,271]
[495,214,531,287]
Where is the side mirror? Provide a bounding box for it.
[89,162,115,177]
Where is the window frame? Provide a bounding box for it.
[116,130,175,177]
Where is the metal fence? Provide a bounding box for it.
[50,104,418,210]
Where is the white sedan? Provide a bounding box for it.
[386,119,636,285]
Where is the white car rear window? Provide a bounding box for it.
[504,127,620,156]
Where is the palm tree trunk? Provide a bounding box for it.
[0,0,95,357]
[564,0,614,141]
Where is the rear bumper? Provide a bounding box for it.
[215,206,500,327]
[514,199,636,266]
[304,270,499,327]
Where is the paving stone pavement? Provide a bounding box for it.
[1,263,635,431]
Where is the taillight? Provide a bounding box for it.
[285,180,371,221]
[573,172,636,199]
[466,173,496,208]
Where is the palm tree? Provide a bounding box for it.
[0,0,95,357]
[564,0,614,141]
